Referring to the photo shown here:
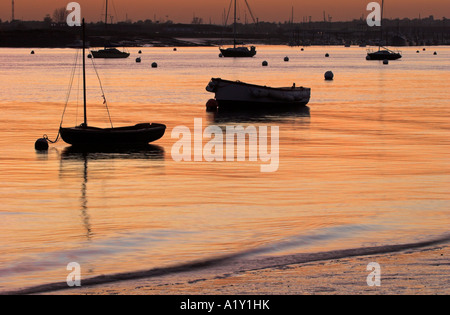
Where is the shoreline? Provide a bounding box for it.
[2,235,449,295]
[49,244,449,295]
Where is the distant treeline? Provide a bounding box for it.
[0,16,448,48]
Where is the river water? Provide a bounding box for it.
[0,45,449,291]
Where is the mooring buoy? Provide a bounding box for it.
[206,99,219,111]
[136,57,141,63]
[284,56,289,62]
[324,71,334,81]
[31,50,35,55]
[325,53,330,58]
[138,50,142,54]
[151,62,158,68]
[262,60,268,66]
[35,138,49,151]
[434,51,437,55]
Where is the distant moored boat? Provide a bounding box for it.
[367,47,402,60]
[219,0,257,58]
[91,48,130,59]
[90,0,130,59]
[366,0,402,61]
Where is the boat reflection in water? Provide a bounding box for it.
[59,145,165,241]
[207,105,311,124]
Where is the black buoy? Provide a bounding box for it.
[35,138,49,151]
[324,71,334,81]
[433,51,437,55]
[136,57,141,63]
[151,62,158,68]
[138,50,142,54]
[206,99,219,111]
[423,48,426,51]
[416,50,420,53]
[284,56,289,62]
[262,60,268,66]
[31,50,35,55]
[87,54,92,59]
[301,48,304,51]
[325,53,330,58]
[173,48,177,51]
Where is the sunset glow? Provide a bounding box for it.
[1,0,449,23]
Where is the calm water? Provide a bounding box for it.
[0,46,449,291]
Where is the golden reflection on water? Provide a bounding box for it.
[0,46,449,290]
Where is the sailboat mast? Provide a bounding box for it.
[82,19,87,126]
[380,0,384,49]
[233,0,237,48]
[105,0,109,26]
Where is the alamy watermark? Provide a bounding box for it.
[171,119,280,173]
[366,262,381,287]
[66,262,81,287]
[66,2,81,26]
[366,2,382,27]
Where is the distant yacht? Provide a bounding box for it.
[91,47,130,59]
[219,0,257,58]
[366,0,402,61]
[367,47,402,60]
[90,0,130,59]
[220,45,256,58]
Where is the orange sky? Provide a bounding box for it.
[2,0,449,23]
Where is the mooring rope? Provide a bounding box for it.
[90,57,114,128]
[43,50,80,143]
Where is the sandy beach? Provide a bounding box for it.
[40,243,449,295]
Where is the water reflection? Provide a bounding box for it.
[80,155,92,241]
[60,144,166,161]
[59,145,165,241]
[207,106,311,124]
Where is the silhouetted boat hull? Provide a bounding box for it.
[220,46,257,58]
[206,78,311,109]
[91,48,130,59]
[367,49,402,60]
[60,123,166,148]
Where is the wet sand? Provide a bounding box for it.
[42,244,449,295]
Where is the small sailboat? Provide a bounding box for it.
[90,0,130,59]
[59,19,166,148]
[219,0,257,58]
[366,0,402,60]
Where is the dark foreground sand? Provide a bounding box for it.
[43,244,449,295]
